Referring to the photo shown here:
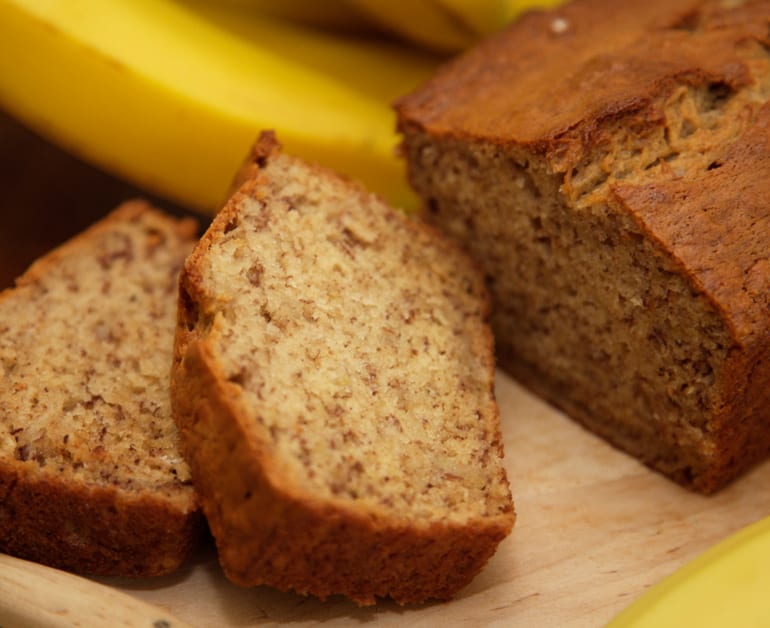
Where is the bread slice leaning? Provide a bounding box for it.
[0,201,202,577]
[171,132,514,605]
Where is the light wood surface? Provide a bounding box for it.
[0,553,193,628]
[3,111,769,627]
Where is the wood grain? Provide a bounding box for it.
[0,553,193,628]
[2,110,769,627]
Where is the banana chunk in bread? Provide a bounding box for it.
[396,0,770,492]
[0,201,202,576]
[171,132,514,605]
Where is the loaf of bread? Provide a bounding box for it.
[396,0,770,493]
[171,132,514,605]
[0,201,202,576]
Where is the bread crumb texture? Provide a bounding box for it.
[396,0,770,492]
[0,201,201,576]
[174,135,514,604]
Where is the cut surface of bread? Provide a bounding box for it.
[172,132,514,605]
[0,201,202,576]
[396,0,770,493]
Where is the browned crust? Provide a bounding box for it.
[226,129,281,199]
[0,200,204,577]
[607,103,770,492]
[395,0,765,151]
[612,103,770,351]
[171,132,514,605]
[0,460,201,577]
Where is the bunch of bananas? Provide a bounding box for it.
[0,0,562,213]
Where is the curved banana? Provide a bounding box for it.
[504,0,566,23]
[204,0,369,33]
[608,514,770,627]
[344,0,492,52]
[0,0,439,213]
[180,1,443,104]
[346,0,567,53]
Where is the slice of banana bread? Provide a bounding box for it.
[0,201,202,576]
[171,132,514,605]
[396,0,770,493]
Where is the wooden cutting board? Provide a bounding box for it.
[2,112,770,627]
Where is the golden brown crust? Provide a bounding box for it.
[0,460,200,577]
[609,103,770,491]
[611,104,770,351]
[226,129,281,199]
[0,201,203,576]
[172,133,514,604]
[395,0,764,148]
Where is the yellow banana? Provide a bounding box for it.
[0,0,439,213]
[179,1,442,104]
[608,514,770,627]
[203,0,369,33]
[344,0,490,53]
[346,0,567,53]
[505,0,566,24]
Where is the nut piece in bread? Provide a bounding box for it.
[171,132,514,605]
[0,201,202,576]
[396,0,770,492]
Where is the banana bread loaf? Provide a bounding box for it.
[171,132,514,605]
[396,0,770,493]
[0,201,202,576]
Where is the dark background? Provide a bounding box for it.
[0,109,191,289]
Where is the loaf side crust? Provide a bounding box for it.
[0,459,199,577]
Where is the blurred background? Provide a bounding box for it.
[0,110,154,288]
